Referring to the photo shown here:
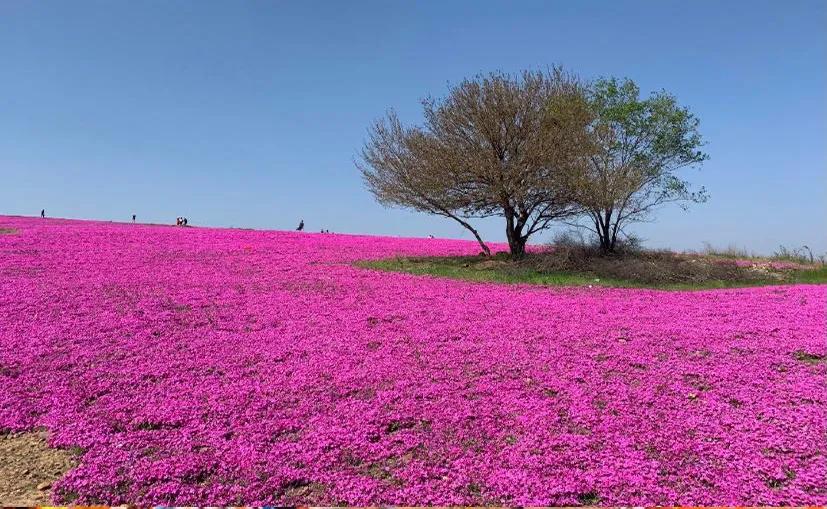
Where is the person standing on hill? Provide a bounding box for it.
[132,214,136,223]
[296,219,304,231]
[40,209,45,218]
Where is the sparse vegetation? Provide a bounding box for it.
[699,242,754,259]
[0,227,18,235]
[700,242,825,265]
[773,244,818,264]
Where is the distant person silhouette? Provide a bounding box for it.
[132,214,136,223]
[296,219,304,231]
[40,209,45,218]
[183,217,188,226]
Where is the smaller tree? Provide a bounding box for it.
[569,78,709,252]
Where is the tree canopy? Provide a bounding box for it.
[358,69,587,258]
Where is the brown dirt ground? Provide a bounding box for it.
[0,431,75,505]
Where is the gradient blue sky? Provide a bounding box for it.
[1,0,824,253]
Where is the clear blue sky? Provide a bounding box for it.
[1,0,824,254]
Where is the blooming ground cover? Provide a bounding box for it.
[0,216,825,506]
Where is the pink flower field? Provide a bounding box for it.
[0,216,825,506]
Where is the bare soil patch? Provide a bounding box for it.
[0,431,75,505]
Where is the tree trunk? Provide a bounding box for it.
[472,230,492,256]
[458,221,491,256]
[600,225,612,253]
[505,211,527,259]
[597,209,614,254]
[441,210,491,256]
[508,236,527,259]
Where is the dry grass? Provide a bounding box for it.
[530,247,762,285]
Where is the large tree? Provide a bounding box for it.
[358,69,587,259]
[570,78,709,252]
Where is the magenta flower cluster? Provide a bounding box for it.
[0,216,824,506]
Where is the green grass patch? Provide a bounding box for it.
[362,256,628,287]
[359,254,827,290]
[789,265,827,285]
